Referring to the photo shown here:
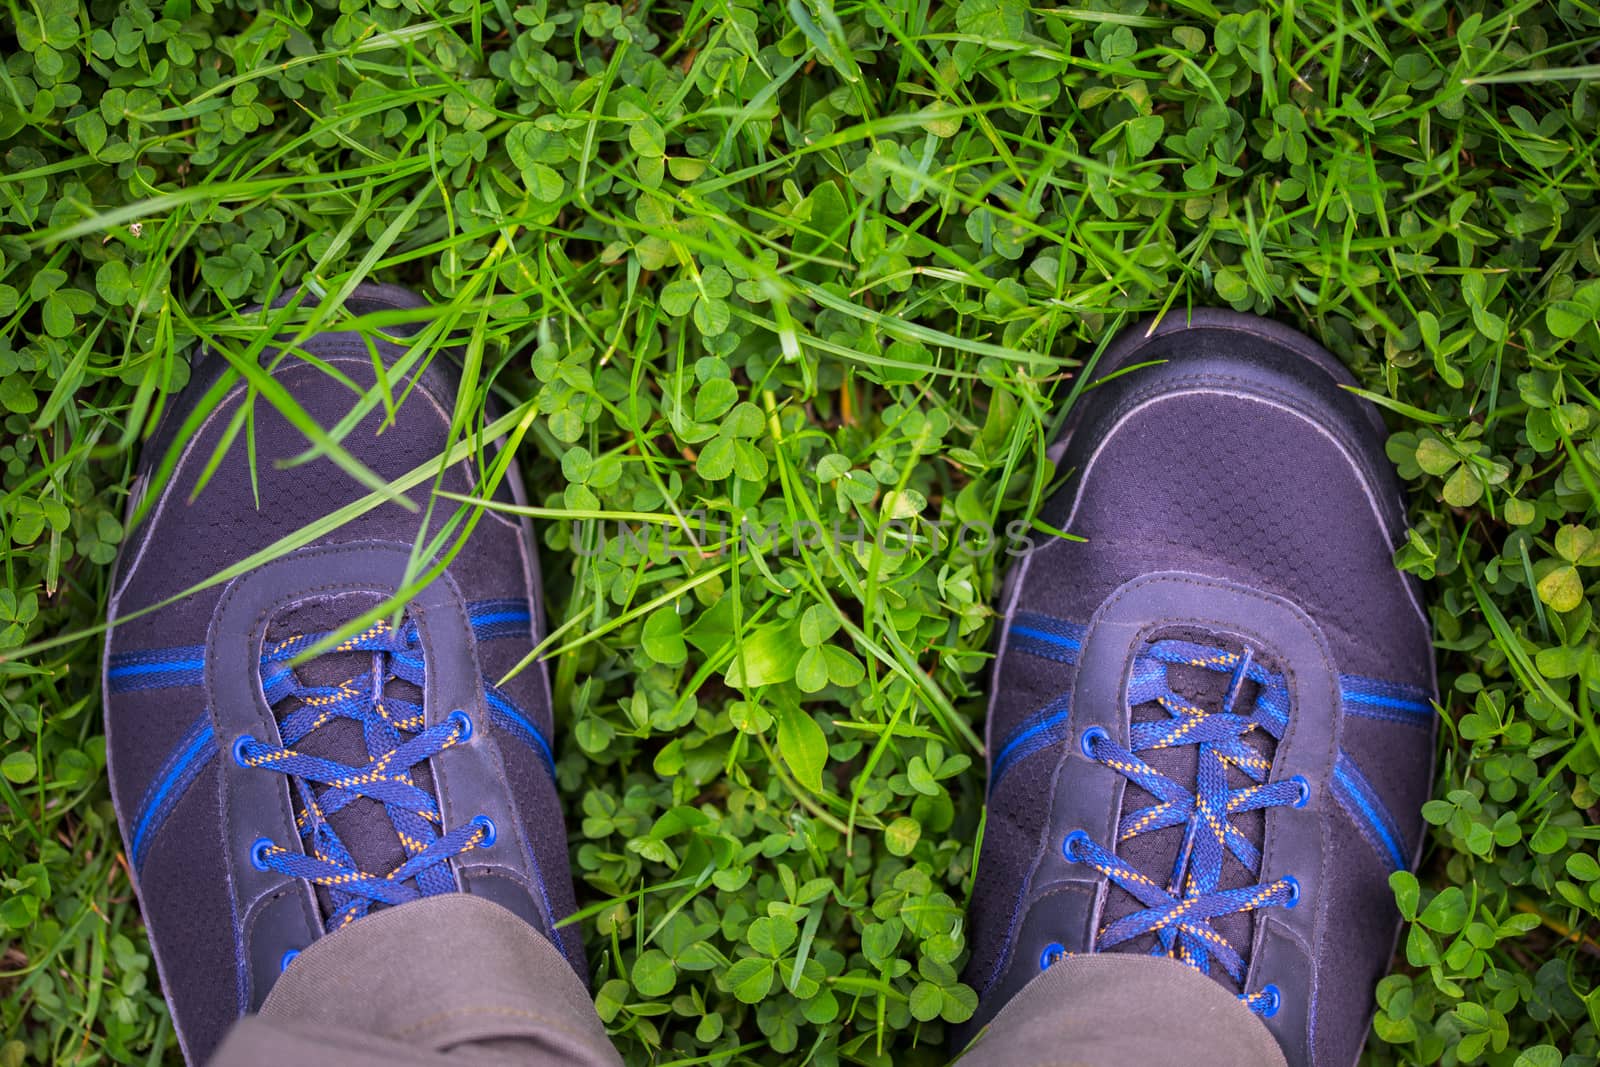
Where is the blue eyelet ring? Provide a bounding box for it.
[279,949,300,973]
[249,838,274,871]
[470,814,497,848]
[1281,875,1301,908]
[232,735,254,767]
[1061,829,1092,863]
[1039,942,1066,970]
[1078,725,1109,760]
[1289,775,1311,808]
[447,710,473,742]
[1259,983,1281,1017]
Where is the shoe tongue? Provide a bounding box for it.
[1100,626,1277,986]
[264,594,432,921]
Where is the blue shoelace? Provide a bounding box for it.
[1047,639,1305,1018]
[233,617,492,932]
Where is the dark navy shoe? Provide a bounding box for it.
[103,283,584,1062]
[961,310,1436,1067]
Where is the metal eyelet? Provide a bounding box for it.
[1289,775,1311,808]
[470,814,497,848]
[1039,942,1066,970]
[447,709,473,742]
[232,735,254,767]
[1078,725,1109,760]
[1061,829,1092,863]
[1281,875,1301,908]
[279,949,300,973]
[249,838,274,871]
[1259,983,1281,1017]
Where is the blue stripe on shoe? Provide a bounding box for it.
[1008,614,1433,730]
[107,647,207,692]
[990,692,1072,792]
[469,599,533,642]
[130,712,218,872]
[1340,676,1433,727]
[1331,755,1407,872]
[1008,612,1085,665]
[110,599,531,694]
[483,682,557,777]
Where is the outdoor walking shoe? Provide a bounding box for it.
[959,310,1437,1067]
[103,283,584,1062]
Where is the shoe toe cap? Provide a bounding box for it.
[1042,312,1429,684]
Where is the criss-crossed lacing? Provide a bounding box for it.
[1052,638,1306,1017]
[233,617,491,931]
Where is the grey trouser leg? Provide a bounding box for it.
[958,954,1289,1067]
[208,894,622,1067]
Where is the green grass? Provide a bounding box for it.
[3,0,1600,1063]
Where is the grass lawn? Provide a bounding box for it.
[3,0,1600,1063]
